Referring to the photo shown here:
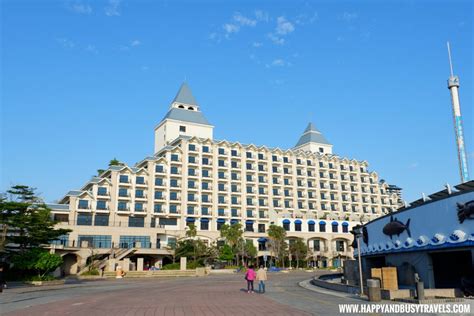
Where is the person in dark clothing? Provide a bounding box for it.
[0,266,5,293]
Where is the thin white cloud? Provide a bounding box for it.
[254,10,269,22]
[295,12,318,25]
[341,12,358,22]
[233,12,256,27]
[131,40,141,46]
[266,58,292,68]
[56,38,75,48]
[105,0,121,17]
[275,16,295,35]
[70,2,92,15]
[268,33,285,45]
[223,23,239,35]
[85,44,98,54]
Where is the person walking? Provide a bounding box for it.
[245,265,256,293]
[256,265,267,294]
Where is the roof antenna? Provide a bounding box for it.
[447,41,454,77]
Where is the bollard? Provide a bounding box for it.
[367,279,382,302]
[416,281,425,300]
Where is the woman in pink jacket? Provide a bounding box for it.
[245,265,256,293]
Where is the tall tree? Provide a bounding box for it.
[185,224,198,263]
[0,185,71,252]
[244,239,257,264]
[220,223,243,265]
[289,238,308,268]
[267,224,287,267]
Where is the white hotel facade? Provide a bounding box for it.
[48,83,402,272]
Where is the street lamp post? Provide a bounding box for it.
[353,226,364,296]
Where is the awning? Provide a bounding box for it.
[257,237,268,243]
[295,219,302,224]
[245,220,254,224]
[342,222,349,226]
[332,221,339,226]
[217,218,225,223]
[319,221,326,225]
[201,218,209,222]
[186,217,196,222]
[308,220,315,225]
[283,219,291,224]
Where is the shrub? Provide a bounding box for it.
[162,263,180,270]
[81,269,100,276]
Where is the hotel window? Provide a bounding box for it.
[188,193,195,201]
[119,175,129,183]
[246,174,253,182]
[258,153,264,160]
[179,126,186,132]
[136,189,144,198]
[78,200,89,209]
[155,178,164,186]
[313,240,320,251]
[96,200,107,210]
[246,152,252,158]
[202,194,209,203]
[298,202,303,209]
[245,222,254,232]
[336,240,345,251]
[202,157,209,165]
[297,159,302,165]
[218,183,225,191]
[231,209,238,217]
[201,220,209,230]
[297,191,303,198]
[283,157,289,163]
[330,193,336,200]
[231,184,238,192]
[258,175,265,183]
[307,160,312,166]
[307,170,313,176]
[259,199,265,206]
[272,155,278,162]
[171,154,179,161]
[309,202,314,209]
[319,147,324,153]
[171,166,179,174]
[321,203,327,210]
[154,204,162,213]
[218,171,225,179]
[159,218,177,226]
[202,146,209,153]
[170,179,178,187]
[273,199,279,207]
[231,172,238,180]
[332,223,338,233]
[188,180,195,188]
[77,213,92,226]
[169,204,178,213]
[202,169,210,177]
[188,168,196,176]
[231,196,238,204]
[188,156,196,163]
[331,204,337,211]
[295,221,302,231]
[272,166,278,173]
[284,200,291,208]
[320,193,326,200]
[202,207,210,215]
[246,209,253,217]
[352,205,357,212]
[218,159,225,167]
[283,167,289,174]
[187,206,194,214]
[218,148,225,155]
[218,195,225,204]
[258,224,265,233]
[308,222,315,232]
[119,188,128,197]
[297,180,303,187]
[98,187,107,196]
[246,186,253,194]
[273,177,279,184]
[94,214,109,226]
[273,188,279,195]
[118,201,127,210]
[258,164,265,171]
[188,144,196,151]
[218,209,225,216]
[283,221,290,231]
[246,163,253,170]
[202,182,209,190]
[342,224,349,233]
[284,178,290,185]
[231,161,238,168]
[319,162,324,168]
[78,235,111,248]
[308,191,314,198]
[170,192,178,200]
[329,163,334,169]
[155,165,164,173]
[231,149,238,156]
[258,187,265,194]
[135,203,144,212]
[247,197,253,205]
[319,222,326,232]
[284,189,290,197]
[136,176,145,184]
[259,210,265,218]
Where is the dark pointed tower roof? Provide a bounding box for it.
[295,122,331,147]
[172,82,198,106]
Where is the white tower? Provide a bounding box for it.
[154,83,214,153]
[447,42,469,183]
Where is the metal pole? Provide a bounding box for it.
[357,235,364,295]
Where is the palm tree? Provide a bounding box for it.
[267,225,286,267]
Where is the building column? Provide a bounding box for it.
[137,258,144,271]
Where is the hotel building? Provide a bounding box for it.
[48,83,402,273]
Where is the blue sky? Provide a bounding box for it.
[1,0,473,203]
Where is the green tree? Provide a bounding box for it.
[219,244,234,262]
[289,238,308,268]
[268,224,287,267]
[0,185,71,252]
[220,223,243,265]
[244,239,257,264]
[97,158,125,175]
[11,248,63,279]
[185,224,198,264]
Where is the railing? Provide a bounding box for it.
[51,240,170,250]
[56,220,170,229]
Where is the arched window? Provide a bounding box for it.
[188,106,195,111]
[283,219,290,231]
[319,221,326,232]
[294,219,302,231]
[178,105,185,109]
[332,221,339,233]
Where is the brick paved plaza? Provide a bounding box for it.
[0,271,365,315]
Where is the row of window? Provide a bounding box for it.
[282,220,350,233]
